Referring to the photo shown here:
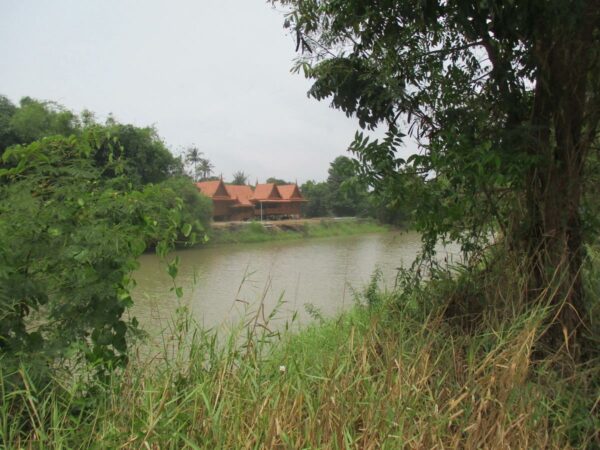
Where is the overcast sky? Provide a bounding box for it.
[0,0,413,183]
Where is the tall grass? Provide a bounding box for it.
[2,265,598,449]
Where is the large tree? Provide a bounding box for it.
[0,96,17,154]
[300,180,330,217]
[266,177,290,185]
[0,96,79,155]
[273,0,600,352]
[90,123,179,185]
[327,155,370,216]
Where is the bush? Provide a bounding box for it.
[0,134,190,381]
[138,177,212,247]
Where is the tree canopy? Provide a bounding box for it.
[0,95,182,185]
[0,96,78,154]
[0,96,212,378]
[184,145,214,182]
[301,155,397,219]
[273,0,600,353]
[232,170,249,185]
[327,156,370,216]
[266,177,290,185]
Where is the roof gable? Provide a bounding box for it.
[225,184,254,207]
[278,184,303,200]
[253,183,282,200]
[196,180,231,199]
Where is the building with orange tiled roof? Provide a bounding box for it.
[252,183,307,220]
[196,179,236,220]
[252,183,281,201]
[278,184,303,200]
[225,185,255,221]
[196,180,306,221]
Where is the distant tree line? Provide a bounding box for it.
[300,155,419,225]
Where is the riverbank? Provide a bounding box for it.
[207,217,389,245]
[3,276,597,448]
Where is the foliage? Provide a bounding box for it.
[89,122,181,185]
[272,0,600,352]
[184,145,214,182]
[0,96,79,157]
[231,170,249,185]
[8,97,79,147]
[0,95,17,153]
[0,134,191,380]
[301,156,398,220]
[300,180,330,217]
[366,165,425,226]
[265,177,289,185]
[0,95,182,186]
[149,177,212,245]
[1,280,597,448]
[327,155,371,217]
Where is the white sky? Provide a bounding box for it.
[0,0,414,183]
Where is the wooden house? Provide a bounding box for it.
[225,185,255,221]
[196,180,306,221]
[196,180,235,221]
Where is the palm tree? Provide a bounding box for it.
[198,158,214,181]
[232,171,249,185]
[185,146,202,181]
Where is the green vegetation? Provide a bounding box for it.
[300,156,413,224]
[184,145,215,182]
[208,219,388,244]
[274,0,600,356]
[265,176,289,185]
[1,261,597,448]
[2,1,600,445]
[0,96,212,383]
[231,170,249,185]
[0,96,182,185]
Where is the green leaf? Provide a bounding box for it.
[182,223,192,237]
[167,257,180,279]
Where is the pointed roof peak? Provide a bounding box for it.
[253,183,282,200]
[197,179,230,199]
[279,184,303,200]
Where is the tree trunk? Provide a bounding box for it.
[525,3,596,358]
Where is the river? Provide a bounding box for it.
[131,230,459,334]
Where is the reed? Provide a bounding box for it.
[1,257,598,449]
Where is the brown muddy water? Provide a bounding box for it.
[131,231,459,334]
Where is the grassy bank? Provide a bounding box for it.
[207,218,389,245]
[2,269,597,449]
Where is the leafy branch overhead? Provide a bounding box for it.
[273,0,600,355]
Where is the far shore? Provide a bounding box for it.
[205,217,392,245]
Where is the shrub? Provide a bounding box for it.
[0,134,189,380]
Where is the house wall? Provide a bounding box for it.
[254,202,303,218]
[213,200,232,220]
[229,208,254,221]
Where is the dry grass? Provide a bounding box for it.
[1,259,598,449]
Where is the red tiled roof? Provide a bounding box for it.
[197,181,306,213]
[252,183,281,200]
[225,185,254,207]
[278,184,304,200]
[196,180,231,200]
